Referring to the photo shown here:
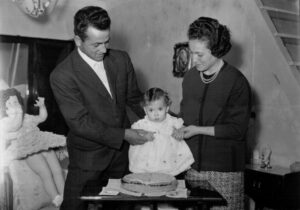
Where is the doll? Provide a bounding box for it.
[0,88,66,207]
[129,87,194,176]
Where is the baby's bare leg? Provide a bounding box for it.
[42,150,65,195]
[26,153,59,199]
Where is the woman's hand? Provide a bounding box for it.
[181,125,200,138]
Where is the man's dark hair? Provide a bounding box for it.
[188,17,231,58]
[74,6,111,41]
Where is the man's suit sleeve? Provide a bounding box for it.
[50,69,124,150]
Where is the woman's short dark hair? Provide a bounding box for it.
[74,6,111,41]
[188,17,231,58]
[141,87,172,107]
[0,88,24,119]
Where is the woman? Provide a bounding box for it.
[180,17,252,209]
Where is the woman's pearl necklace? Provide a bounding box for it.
[200,71,220,84]
[200,60,224,84]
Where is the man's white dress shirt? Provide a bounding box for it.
[78,48,112,97]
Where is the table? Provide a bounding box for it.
[245,164,300,210]
[80,179,226,210]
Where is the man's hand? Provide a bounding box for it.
[124,129,155,145]
[136,129,155,142]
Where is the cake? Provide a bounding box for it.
[121,172,178,195]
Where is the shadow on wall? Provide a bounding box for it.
[224,40,243,70]
[225,40,262,164]
[246,89,261,164]
[109,30,150,90]
[135,68,149,91]
[110,28,131,52]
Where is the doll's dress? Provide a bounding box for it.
[4,114,66,164]
[129,114,194,176]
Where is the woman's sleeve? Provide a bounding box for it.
[214,76,252,140]
[173,117,184,129]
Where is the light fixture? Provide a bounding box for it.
[12,0,58,18]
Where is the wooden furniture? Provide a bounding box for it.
[80,179,226,210]
[245,164,300,210]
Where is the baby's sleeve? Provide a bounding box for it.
[131,119,144,129]
[173,117,184,129]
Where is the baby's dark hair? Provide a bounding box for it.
[141,87,171,107]
[0,88,24,119]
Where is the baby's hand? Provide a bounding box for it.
[181,125,199,138]
[34,97,45,107]
[171,127,184,141]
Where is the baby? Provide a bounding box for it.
[129,87,194,176]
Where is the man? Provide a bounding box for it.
[50,6,153,210]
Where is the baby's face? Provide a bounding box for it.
[144,98,169,122]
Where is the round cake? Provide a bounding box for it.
[121,172,178,195]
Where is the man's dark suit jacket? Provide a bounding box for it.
[50,49,144,171]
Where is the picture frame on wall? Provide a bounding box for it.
[172,42,191,77]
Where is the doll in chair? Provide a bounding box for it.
[0,88,66,208]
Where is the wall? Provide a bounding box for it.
[244,0,300,167]
[1,0,299,167]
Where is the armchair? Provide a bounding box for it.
[2,147,68,210]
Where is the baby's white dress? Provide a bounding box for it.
[129,114,194,176]
[4,114,66,164]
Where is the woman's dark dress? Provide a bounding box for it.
[181,62,252,209]
[181,62,251,172]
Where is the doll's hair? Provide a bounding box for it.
[188,16,231,58]
[141,87,172,107]
[0,88,24,119]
